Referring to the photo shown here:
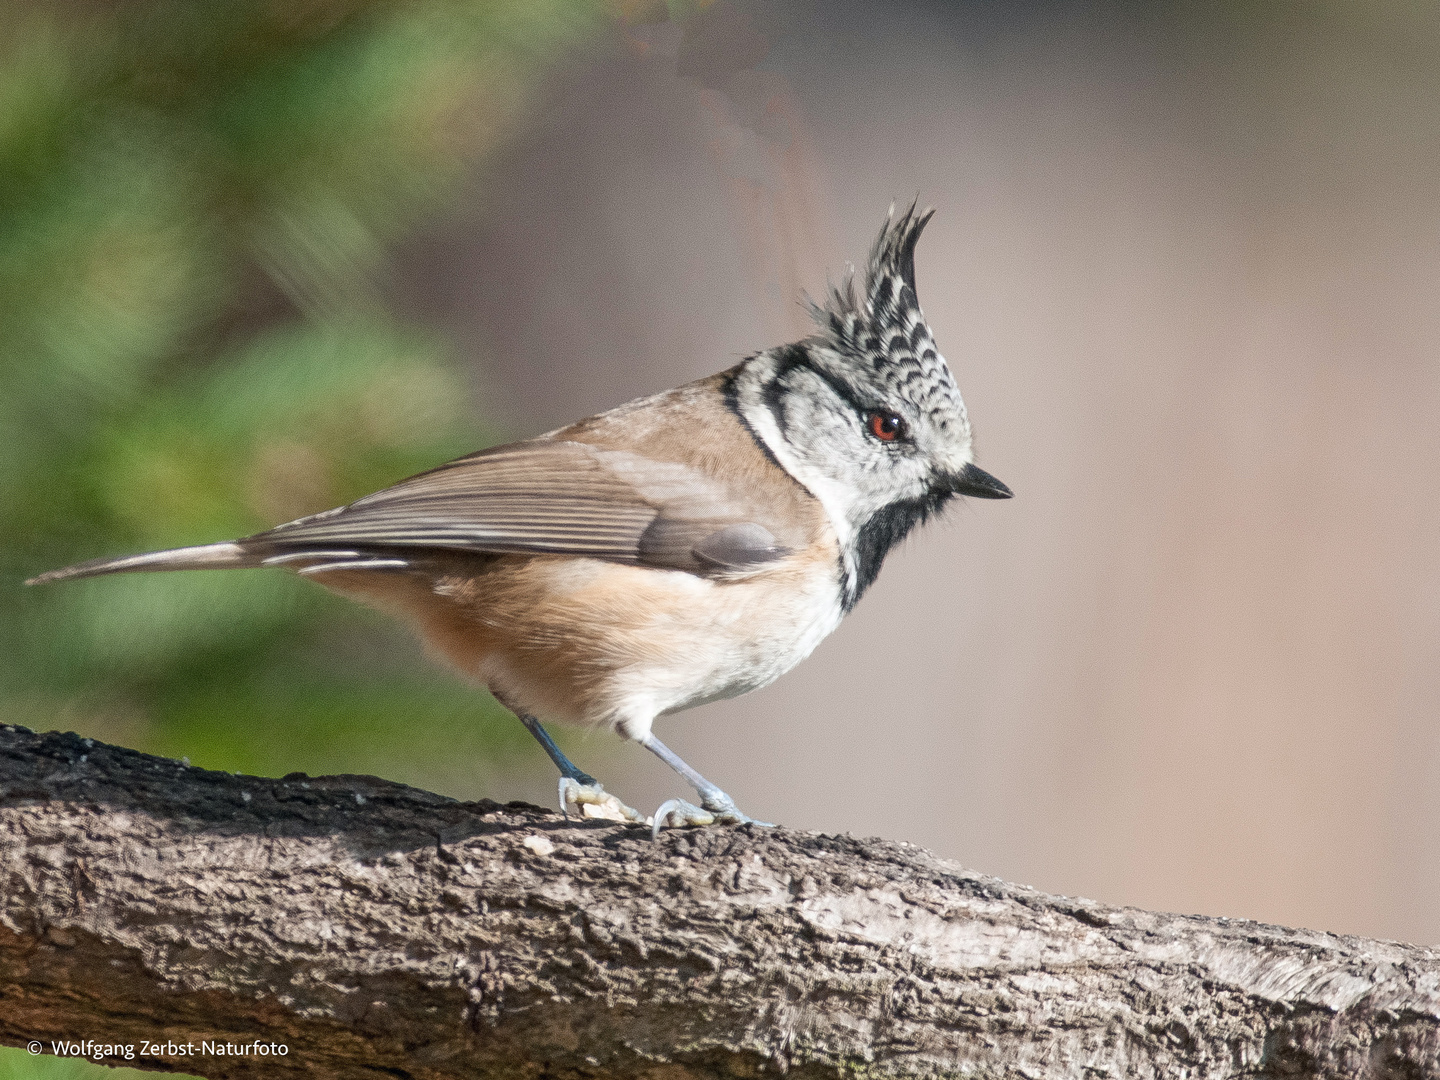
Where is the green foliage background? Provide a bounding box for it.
[0,1,615,1075]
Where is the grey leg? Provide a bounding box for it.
[642,733,773,838]
[516,714,646,824]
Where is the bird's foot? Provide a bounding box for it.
[650,792,774,839]
[558,777,649,824]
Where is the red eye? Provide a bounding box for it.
[868,412,905,441]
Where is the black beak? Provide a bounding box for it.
[951,462,1013,499]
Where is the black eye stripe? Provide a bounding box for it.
[767,349,917,444]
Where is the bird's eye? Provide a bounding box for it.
[867,411,906,442]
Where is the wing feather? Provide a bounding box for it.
[247,439,789,574]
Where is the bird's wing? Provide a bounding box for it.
[249,439,790,574]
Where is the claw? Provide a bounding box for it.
[651,798,713,839]
[558,777,649,824]
[650,796,774,840]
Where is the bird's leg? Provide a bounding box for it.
[517,714,647,824]
[641,733,773,838]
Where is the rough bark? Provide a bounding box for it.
[1,724,1438,1080]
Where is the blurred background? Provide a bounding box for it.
[5,1,1440,1073]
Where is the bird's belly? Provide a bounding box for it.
[651,573,845,715]
[417,553,845,739]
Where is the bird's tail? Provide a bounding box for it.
[25,542,257,586]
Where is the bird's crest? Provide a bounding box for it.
[799,202,969,449]
[806,200,936,356]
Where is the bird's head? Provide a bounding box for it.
[731,203,1011,607]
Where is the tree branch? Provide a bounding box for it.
[2,723,1438,1079]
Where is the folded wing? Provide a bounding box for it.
[250,439,790,575]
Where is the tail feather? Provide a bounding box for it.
[25,542,256,586]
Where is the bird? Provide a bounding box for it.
[28,203,1012,836]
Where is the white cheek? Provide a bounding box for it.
[739,389,860,550]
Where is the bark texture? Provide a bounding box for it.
[2,723,1439,1080]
